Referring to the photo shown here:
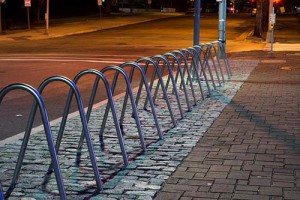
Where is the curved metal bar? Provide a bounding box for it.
[37,76,102,191]
[137,57,165,110]
[163,53,191,112]
[171,50,197,105]
[0,83,66,199]
[0,181,4,199]
[201,43,222,86]
[136,57,176,127]
[60,69,128,166]
[187,46,216,91]
[207,42,225,83]
[119,62,163,139]
[151,55,184,119]
[212,41,232,77]
[181,48,208,99]
[194,45,217,90]
[100,66,147,152]
[150,56,169,102]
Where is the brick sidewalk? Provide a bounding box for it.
[155,51,300,200]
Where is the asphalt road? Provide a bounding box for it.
[0,13,255,140]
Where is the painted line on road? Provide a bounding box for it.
[0,54,146,58]
[0,58,125,64]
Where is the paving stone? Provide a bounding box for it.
[210,183,235,193]
[259,186,282,196]
[154,191,182,200]
[228,170,250,180]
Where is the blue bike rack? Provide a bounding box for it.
[203,43,225,83]
[0,182,4,200]
[100,66,147,153]
[180,48,211,98]
[34,76,103,191]
[136,57,176,127]
[187,47,217,91]
[74,69,128,166]
[163,52,191,112]
[151,55,184,119]
[170,50,197,105]
[199,43,222,86]
[0,83,66,199]
[211,41,232,78]
[118,62,163,140]
[0,41,232,198]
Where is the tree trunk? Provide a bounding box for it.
[254,0,270,38]
[37,0,45,23]
[254,0,263,37]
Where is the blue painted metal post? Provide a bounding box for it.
[194,0,201,45]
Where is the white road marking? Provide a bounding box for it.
[0,54,148,63]
[0,58,125,64]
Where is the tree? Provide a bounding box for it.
[37,0,45,23]
[254,0,269,38]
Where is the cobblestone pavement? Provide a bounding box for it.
[155,51,300,200]
[0,58,257,199]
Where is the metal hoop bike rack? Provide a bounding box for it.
[150,55,184,119]
[136,57,176,128]
[0,83,67,199]
[1,42,232,198]
[117,62,163,140]
[100,66,147,153]
[35,76,102,191]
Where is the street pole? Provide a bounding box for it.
[266,0,273,42]
[218,0,226,45]
[45,0,49,35]
[0,2,2,34]
[27,7,30,30]
[193,0,201,45]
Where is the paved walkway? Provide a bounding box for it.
[0,12,183,42]
[155,51,300,200]
[1,12,299,200]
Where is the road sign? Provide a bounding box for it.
[24,0,31,7]
[98,0,102,6]
[269,13,276,24]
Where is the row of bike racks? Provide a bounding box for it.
[0,41,231,199]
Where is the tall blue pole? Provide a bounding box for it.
[194,0,201,45]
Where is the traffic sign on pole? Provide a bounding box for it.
[24,0,31,7]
